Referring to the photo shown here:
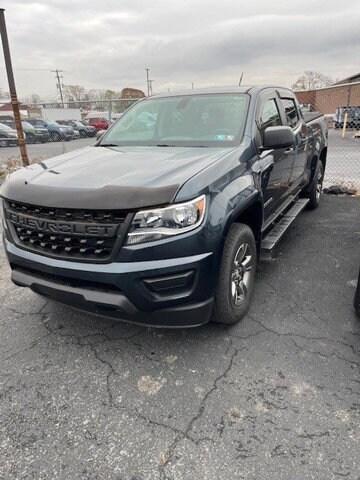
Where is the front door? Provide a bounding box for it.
[279,97,309,190]
[256,96,294,219]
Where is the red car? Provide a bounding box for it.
[87,117,109,131]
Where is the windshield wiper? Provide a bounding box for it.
[97,143,119,147]
[157,143,208,148]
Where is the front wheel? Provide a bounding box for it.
[306,161,324,210]
[212,223,257,325]
[50,132,61,142]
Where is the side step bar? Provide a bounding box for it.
[261,198,309,259]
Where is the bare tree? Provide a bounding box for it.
[21,93,41,104]
[292,71,334,91]
[64,84,85,102]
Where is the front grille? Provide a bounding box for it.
[5,200,130,261]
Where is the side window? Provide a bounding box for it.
[260,99,282,131]
[281,98,300,128]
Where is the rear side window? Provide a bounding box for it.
[260,99,282,130]
[281,98,300,128]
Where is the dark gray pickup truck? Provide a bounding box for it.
[1,86,328,327]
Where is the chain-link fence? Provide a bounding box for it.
[1,99,359,192]
[324,124,360,191]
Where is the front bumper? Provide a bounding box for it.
[35,133,50,142]
[5,239,215,328]
[60,132,74,140]
[1,138,18,146]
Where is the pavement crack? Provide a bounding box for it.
[88,344,118,408]
[290,338,360,368]
[249,316,359,355]
[158,344,242,478]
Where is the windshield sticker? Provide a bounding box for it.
[215,134,235,141]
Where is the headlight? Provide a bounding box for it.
[126,195,206,245]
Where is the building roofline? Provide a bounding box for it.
[295,80,360,94]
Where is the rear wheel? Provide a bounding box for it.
[212,223,257,325]
[306,161,324,210]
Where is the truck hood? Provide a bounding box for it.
[1,145,234,209]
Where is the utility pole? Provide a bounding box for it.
[51,69,64,107]
[145,67,150,96]
[191,82,194,90]
[0,8,29,166]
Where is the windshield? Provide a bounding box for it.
[100,93,249,147]
[30,120,45,127]
[0,122,13,131]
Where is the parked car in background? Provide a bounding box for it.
[3,120,50,144]
[86,117,109,131]
[27,119,74,142]
[334,106,360,129]
[57,120,96,138]
[23,121,50,143]
[0,122,18,147]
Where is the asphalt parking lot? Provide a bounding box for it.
[1,195,359,480]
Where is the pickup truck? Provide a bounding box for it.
[0,86,328,327]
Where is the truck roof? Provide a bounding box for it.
[151,85,295,98]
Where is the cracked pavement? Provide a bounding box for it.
[0,196,359,480]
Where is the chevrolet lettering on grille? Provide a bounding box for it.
[6,211,118,237]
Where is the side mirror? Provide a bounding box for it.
[263,126,295,149]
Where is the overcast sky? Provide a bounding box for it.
[0,0,359,100]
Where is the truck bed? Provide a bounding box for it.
[303,111,323,124]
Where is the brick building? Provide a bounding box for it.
[295,73,360,114]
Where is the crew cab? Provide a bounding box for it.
[1,86,328,327]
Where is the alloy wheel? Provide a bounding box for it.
[231,242,253,305]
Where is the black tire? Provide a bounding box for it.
[80,130,87,138]
[306,161,324,210]
[212,223,257,325]
[354,270,360,318]
[50,132,61,142]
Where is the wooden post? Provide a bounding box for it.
[0,8,29,166]
[342,112,348,139]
